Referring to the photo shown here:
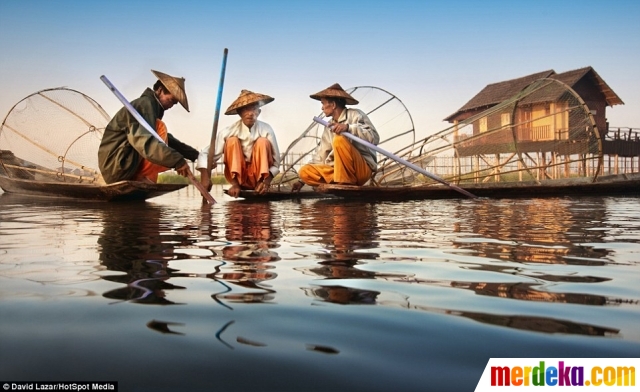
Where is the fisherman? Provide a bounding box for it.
[98,69,203,184]
[292,83,379,192]
[197,89,280,197]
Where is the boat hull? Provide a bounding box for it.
[316,174,640,201]
[234,187,330,201]
[0,175,188,202]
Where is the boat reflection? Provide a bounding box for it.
[303,285,379,305]
[216,201,281,304]
[97,203,188,305]
[459,198,612,265]
[146,319,185,335]
[450,281,611,305]
[442,308,620,336]
[299,200,381,304]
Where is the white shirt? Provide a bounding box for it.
[197,119,281,177]
[312,108,379,171]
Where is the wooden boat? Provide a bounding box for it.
[252,86,415,201]
[314,173,640,201]
[0,175,187,201]
[243,78,640,202]
[233,186,331,200]
[0,87,188,202]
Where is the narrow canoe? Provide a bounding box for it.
[315,173,640,201]
[0,175,187,202]
[233,186,330,201]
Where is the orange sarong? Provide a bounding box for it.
[134,119,169,183]
[223,136,275,189]
[299,135,371,186]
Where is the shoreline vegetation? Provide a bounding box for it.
[157,172,291,185]
[157,173,228,185]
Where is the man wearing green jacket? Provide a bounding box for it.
[98,69,202,184]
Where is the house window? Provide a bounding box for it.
[479,117,487,133]
[501,113,511,127]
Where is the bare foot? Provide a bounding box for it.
[255,182,266,195]
[255,178,271,195]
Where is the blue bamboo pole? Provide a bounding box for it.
[206,48,229,176]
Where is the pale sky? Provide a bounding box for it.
[1,0,639,152]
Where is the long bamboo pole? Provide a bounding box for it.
[204,48,229,203]
[100,75,216,204]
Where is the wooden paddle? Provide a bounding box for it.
[100,75,217,204]
[204,48,229,203]
[312,116,477,199]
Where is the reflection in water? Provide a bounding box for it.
[303,285,379,305]
[97,204,187,305]
[236,336,267,347]
[462,198,612,265]
[450,281,610,305]
[341,197,639,336]
[448,309,620,336]
[1,190,639,391]
[146,319,185,335]
[215,320,236,350]
[299,200,381,305]
[218,201,281,304]
[305,344,340,354]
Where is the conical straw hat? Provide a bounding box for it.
[151,69,190,112]
[310,83,358,105]
[225,89,275,115]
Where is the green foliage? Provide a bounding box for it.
[210,175,228,184]
[157,174,189,184]
[157,173,228,185]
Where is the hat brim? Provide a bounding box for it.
[225,94,274,115]
[151,69,190,112]
[309,93,358,106]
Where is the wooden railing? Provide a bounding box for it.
[605,127,640,141]
[517,125,552,141]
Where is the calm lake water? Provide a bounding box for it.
[1,185,639,391]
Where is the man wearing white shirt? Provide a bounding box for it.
[198,90,280,197]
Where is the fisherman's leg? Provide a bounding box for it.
[298,164,334,186]
[223,137,250,197]
[223,137,248,185]
[249,137,275,190]
[332,135,372,185]
[133,119,170,183]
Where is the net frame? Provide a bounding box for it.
[0,87,109,184]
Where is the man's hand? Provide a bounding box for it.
[175,162,192,178]
[291,180,304,193]
[331,123,349,134]
[227,184,241,198]
[227,177,242,198]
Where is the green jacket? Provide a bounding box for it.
[98,88,199,184]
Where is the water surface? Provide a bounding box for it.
[1,186,639,391]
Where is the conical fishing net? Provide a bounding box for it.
[0,87,109,184]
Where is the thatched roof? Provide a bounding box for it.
[444,67,623,122]
[553,67,623,106]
